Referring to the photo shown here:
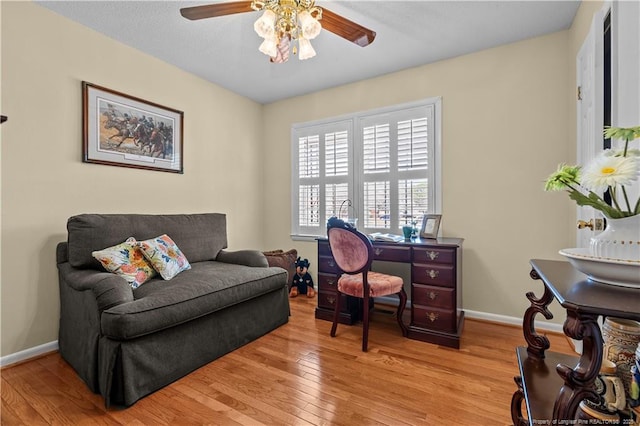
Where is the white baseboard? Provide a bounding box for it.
[464,309,565,334]
[1,340,58,368]
[0,309,565,367]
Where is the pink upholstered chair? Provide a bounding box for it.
[327,217,408,352]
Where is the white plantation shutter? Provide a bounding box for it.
[363,124,390,174]
[292,121,353,236]
[398,118,429,172]
[298,135,320,178]
[362,122,391,228]
[397,117,429,227]
[398,179,428,226]
[296,135,321,229]
[363,181,390,228]
[298,184,319,227]
[325,183,349,220]
[325,130,350,220]
[358,106,435,232]
[292,99,440,238]
[325,131,349,177]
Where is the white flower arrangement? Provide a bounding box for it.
[545,126,640,219]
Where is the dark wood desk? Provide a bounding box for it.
[511,259,640,425]
[316,237,464,348]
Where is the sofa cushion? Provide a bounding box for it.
[137,234,191,280]
[100,261,287,340]
[91,237,157,288]
[67,213,227,270]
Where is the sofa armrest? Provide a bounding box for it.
[58,263,134,311]
[57,242,69,264]
[216,249,268,267]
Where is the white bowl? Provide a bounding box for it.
[559,248,640,288]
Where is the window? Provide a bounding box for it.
[291,98,441,238]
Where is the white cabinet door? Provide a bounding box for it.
[576,2,640,248]
[576,8,605,248]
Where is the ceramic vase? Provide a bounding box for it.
[594,359,627,412]
[576,400,621,424]
[602,317,640,397]
[631,343,640,406]
[590,214,640,261]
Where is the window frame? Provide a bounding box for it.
[291,97,442,241]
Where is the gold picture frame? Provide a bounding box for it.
[420,214,442,239]
[82,82,184,173]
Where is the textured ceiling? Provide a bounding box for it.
[35,1,581,104]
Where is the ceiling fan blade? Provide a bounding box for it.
[320,8,376,47]
[180,1,254,20]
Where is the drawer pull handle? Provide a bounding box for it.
[327,280,335,286]
[427,269,439,279]
[328,260,335,268]
[374,248,384,256]
[426,312,439,322]
[427,251,439,260]
[428,291,438,300]
[327,296,336,305]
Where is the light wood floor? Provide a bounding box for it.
[1,296,573,425]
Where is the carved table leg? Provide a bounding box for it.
[552,310,601,421]
[523,268,555,359]
[511,376,528,426]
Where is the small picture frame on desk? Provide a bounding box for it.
[420,214,442,239]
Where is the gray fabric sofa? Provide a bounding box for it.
[56,213,290,407]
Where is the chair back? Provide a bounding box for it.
[327,217,373,274]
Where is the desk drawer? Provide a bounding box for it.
[412,247,455,265]
[412,305,456,332]
[318,241,332,257]
[318,290,349,311]
[318,255,341,274]
[318,272,339,292]
[412,284,455,310]
[412,264,455,287]
[372,245,411,262]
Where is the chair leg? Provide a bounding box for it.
[362,293,369,352]
[397,289,408,337]
[330,291,342,337]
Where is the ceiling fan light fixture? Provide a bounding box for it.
[297,37,316,60]
[250,0,323,62]
[298,10,321,40]
[180,1,376,63]
[254,9,276,38]
[258,36,279,57]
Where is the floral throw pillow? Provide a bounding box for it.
[137,234,191,280]
[92,237,157,289]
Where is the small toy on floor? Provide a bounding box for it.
[289,257,315,298]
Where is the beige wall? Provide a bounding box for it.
[1,1,602,357]
[0,2,265,356]
[262,1,602,323]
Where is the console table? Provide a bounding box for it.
[511,259,640,425]
[316,237,464,349]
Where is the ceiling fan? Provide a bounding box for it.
[180,0,376,63]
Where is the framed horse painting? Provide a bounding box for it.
[82,82,184,173]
